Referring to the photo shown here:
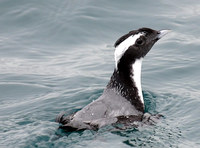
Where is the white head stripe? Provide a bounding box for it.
[114,33,144,68]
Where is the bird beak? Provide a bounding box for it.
[157,30,171,39]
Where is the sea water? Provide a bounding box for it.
[0,0,200,147]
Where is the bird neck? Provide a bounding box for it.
[107,58,144,112]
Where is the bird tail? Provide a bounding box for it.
[55,111,80,132]
[55,111,70,125]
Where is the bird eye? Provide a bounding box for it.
[142,31,147,34]
[136,38,143,45]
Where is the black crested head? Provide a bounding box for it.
[114,27,170,70]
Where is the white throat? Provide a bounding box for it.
[131,58,144,104]
[114,33,144,69]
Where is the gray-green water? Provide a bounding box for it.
[0,0,200,147]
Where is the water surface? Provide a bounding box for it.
[0,0,200,147]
